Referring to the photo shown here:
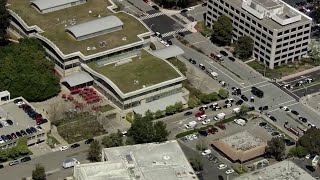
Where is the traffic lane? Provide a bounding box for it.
[186,6,206,21]
[281,70,320,84]
[272,82,300,101]
[292,83,320,97]
[114,0,142,15]
[126,0,153,12]
[288,103,320,127]
[143,15,183,34]
[173,38,244,88]
[0,145,89,180]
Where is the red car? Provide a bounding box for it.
[207,128,215,134]
[195,111,205,117]
[70,88,81,94]
[216,124,226,130]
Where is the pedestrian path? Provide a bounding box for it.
[140,12,165,20]
[162,28,189,38]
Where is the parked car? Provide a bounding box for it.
[217,124,226,130]
[269,116,277,122]
[71,143,80,149]
[291,110,299,116]
[202,119,211,125]
[199,63,205,70]
[218,164,227,170]
[225,169,235,174]
[181,9,188,13]
[9,160,19,166]
[223,104,232,108]
[271,132,280,136]
[198,130,208,136]
[60,145,69,151]
[20,156,31,163]
[11,133,17,139]
[20,130,27,136]
[6,134,12,140]
[16,131,22,137]
[6,119,13,125]
[0,164,3,169]
[225,98,234,104]
[35,125,43,132]
[184,111,193,116]
[85,138,94,144]
[259,122,267,127]
[299,117,308,123]
[201,149,212,156]
[152,5,159,10]
[236,100,244,105]
[30,127,37,133]
[189,58,196,64]
[241,95,248,101]
[280,106,290,111]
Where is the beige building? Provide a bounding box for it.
[206,0,312,69]
[211,131,267,162]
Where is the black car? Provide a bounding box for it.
[181,9,188,13]
[0,164,3,169]
[189,58,196,64]
[38,118,48,125]
[0,123,3,128]
[263,106,269,110]
[167,40,172,45]
[20,130,27,136]
[1,135,7,141]
[213,106,222,111]
[16,131,22,137]
[26,128,32,134]
[291,110,299,116]
[249,106,255,111]
[218,175,224,180]
[152,5,159,10]
[241,95,248,101]
[71,143,80,149]
[85,138,94,144]
[20,156,31,163]
[228,57,235,61]
[220,50,228,56]
[236,100,244,105]
[30,127,37,133]
[184,111,193,116]
[269,116,277,122]
[177,32,185,37]
[271,132,279,136]
[259,122,267,127]
[6,134,12,140]
[11,133,17,139]
[6,119,13,125]
[13,99,23,104]
[299,117,307,123]
[198,130,208,136]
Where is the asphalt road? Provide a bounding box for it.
[143,15,184,34]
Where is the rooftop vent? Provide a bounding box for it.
[122,37,127,41]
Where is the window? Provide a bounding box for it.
[276,44,281,48]
[267,37,272,42]
[302,42,308,46]
[207,11,212,15]
[290,40,295,44]
[245,29,249,33]
[303,36,308,40]
[261,39,266,44]
[225,3,229,7]
[290,34,296,38]
[289,46,294,50]
[234,22,238,26]
[234,28,238,32]
[265,55,270,59]
[213,2,218,6]
[288,52,294,56]
[235,16,239,20]
[252,20,256,25]
[256,36,260,40]
[284,36,289,40]
[262,33,266,38]
[260,46,265,50]
[278,32,283,36]
[284,30,289,34]
[296,38,302,42]
[277,38,282,42]
[258,24,262,28]
[304,30,310,34]
[254,47,259,52]
[236,9,240,14]
[266,49,271,53]
[263,27,268,32]
[268,30,273,36]
[295,50,300,54]
[298,25,303,30]
[291,27,296,32]
[260,52,265,56]
[267,43,271,48]
[282,54,287,58]
[275,56,281,60]
[254,41,259,46]
[219,5,223,10]
[282,48,288,52]
[241,13,245,18]
[219,0,223,3]
[305,24,310,28]
[302,48,307,52]
[224,9,228,13]
[283,42,288,46]
[276,50,281,54]
[250,32,254,36]
[240,19,244,24]
[246,16,251,21]
[296,44,301,48]
[229,12,234,17]
[231,6,234,11]
[245,22,250,27]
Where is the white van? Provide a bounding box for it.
[233,107,240,113]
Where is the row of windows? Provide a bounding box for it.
[274,48,307,60]
[276,36,309,49]
[278,24,310,36]
[275,42,309,54]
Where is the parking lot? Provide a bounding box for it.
[177,116,294,178]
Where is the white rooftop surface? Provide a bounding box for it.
[31,0,80,11]
[74,140,198,180]
[132,93,186,115]
[235,160,315,180]
[66,16,124,39]
[152,45,184,60]
[62,71,94,87]
[222,131,265,151]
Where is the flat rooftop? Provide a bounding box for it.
[253,0,282,9]
[87,50,181,93]
[222,131,265,151]
[75,140,197,180]
[0,101,38,136]
[8,0,149,56]
[227,0,311,29]
[235,160,315,180]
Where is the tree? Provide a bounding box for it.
[218,88,229,99]
[87,140,101,162]
[0,38,60,101]
[101,131,123,148]
[288,146,308,158]
[144,110,155,120]
[154,110,164,119]
[313,7,320,23]
[15,138,30,155]
[196,138,208,151]
[0,150,7,162]
[189,156,203,172]
[298,127,320,155]
[0,0,9,45]
[165,105,176,115]
[266,137,285,161]
[174,102,183,112]
[309,41,320,63]
[127,115,169,144]
[32,164,46,180]
[234,36,254,59]
[210,15,233,46]
[238,105,249,116]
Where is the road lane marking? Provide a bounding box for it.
[242,81,268,89]
[242,83,272,92]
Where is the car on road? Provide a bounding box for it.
[85,138,94,144]
[282,84,293,89]
[218,164,227,170]
[220,51,228,56]
[271,132,280,136]
[202,119,211,125]
[180,9,188,13]
[280,106,290,111]
[20,156,31,163]
[152,5,159,10]
[225,169,235,174]
[71,143,80,149]
[299,117,308,123]
[291,110,299,116]
[199,63,205,70]
[241,95,248,101]
[228,56,235,61]
[187,7,195,11]
[60,145,69,151]
[9,160,19,166]
[184,111,193,116]
[201,149,212,156]
[236,100,244,105]
[189,58,196,64]
[219,81,226,87]
[269,116,277,122]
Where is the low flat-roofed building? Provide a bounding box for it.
[73,140,198,180]
[65,16,124,41]
[31,0,86,13]
[235,160,316,180]
[0,98,50,149]
[211,130,267,162]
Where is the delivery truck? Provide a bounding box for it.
[62,158,80,169]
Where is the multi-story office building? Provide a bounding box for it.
[206,0,312,69]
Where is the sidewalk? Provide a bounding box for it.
[279,66,320,82]
[300,92,320,118]
[50,125,68,146]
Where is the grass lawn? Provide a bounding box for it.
[57,113,107,143]
[167,57,187,76]
[47,134,60,148]
[247,59,317,79]
[98,105,115,112]
[195,21,212,37]
[8,0,148,55]
[88,50,181,93]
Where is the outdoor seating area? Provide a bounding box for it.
[61,87,103,110]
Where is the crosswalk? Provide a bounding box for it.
[140,12,165,20]
[161,28,189,38]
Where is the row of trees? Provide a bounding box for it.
[210,15,254,59]
[0,138,30,162]
[0,0,9,46]
[0,38,61,101]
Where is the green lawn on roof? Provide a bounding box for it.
[88,50,181,93]
[8,0,148,55]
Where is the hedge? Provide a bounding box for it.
[232,164,248,174]
[175,125,215,138]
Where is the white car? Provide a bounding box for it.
[0,138,4,144]
[218,164,227,170]
[60,145,69,151]
[187,7,195,11]
[201,149,212,156]
[280,106,289,111]
[1,121,8,127]
[197,114,207,121]
[306,154,311,159]
[202,119,211,125]
[192,134,198,139]
[225,169,235,174]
